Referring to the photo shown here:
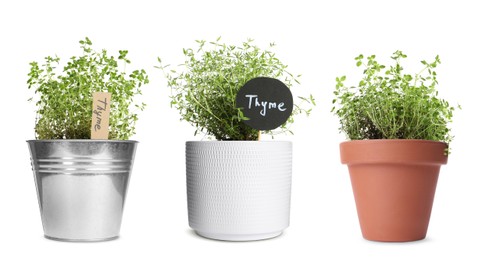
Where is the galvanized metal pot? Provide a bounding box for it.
[186,141,292,241]
[27,140,138,242]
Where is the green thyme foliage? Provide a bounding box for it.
[158,37,315,140]
[332,51,455,144]
[27,37,148,140]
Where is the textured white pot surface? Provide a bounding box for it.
[186,141,292,241]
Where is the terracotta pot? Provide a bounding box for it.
[340,140,448,242]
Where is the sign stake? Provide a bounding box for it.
[91,92,111,139]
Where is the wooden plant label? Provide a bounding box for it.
[91,92,111,139]
[236,77,293,130]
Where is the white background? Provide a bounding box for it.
[0,0,476,259]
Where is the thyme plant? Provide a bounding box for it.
[332,51,456,144]
[27,37,148,140]
[158,38,315,140]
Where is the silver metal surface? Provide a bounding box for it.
[27,140,137,242]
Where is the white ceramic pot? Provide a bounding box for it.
[186,141,292,241]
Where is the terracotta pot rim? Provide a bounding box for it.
[340,139,448,166]
[340,139,447,145]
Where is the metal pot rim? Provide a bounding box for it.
[26,139,138,144]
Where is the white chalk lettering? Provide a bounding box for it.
[244,95,287,117]
[246,95,258,109]
[261,101,267,116]
[278,102,286,111]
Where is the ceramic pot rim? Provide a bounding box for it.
[186,140,292,144]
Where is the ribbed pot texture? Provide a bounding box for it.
[340,140,448,242]
[27,140,137,242]
[186,141,292,241]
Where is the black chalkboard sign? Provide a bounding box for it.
[236,77,293,130]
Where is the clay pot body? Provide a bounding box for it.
[340,140,448,242]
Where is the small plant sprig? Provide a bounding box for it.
[158,37,315,141]
[27,37,148,140]
[332,51,456,145]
